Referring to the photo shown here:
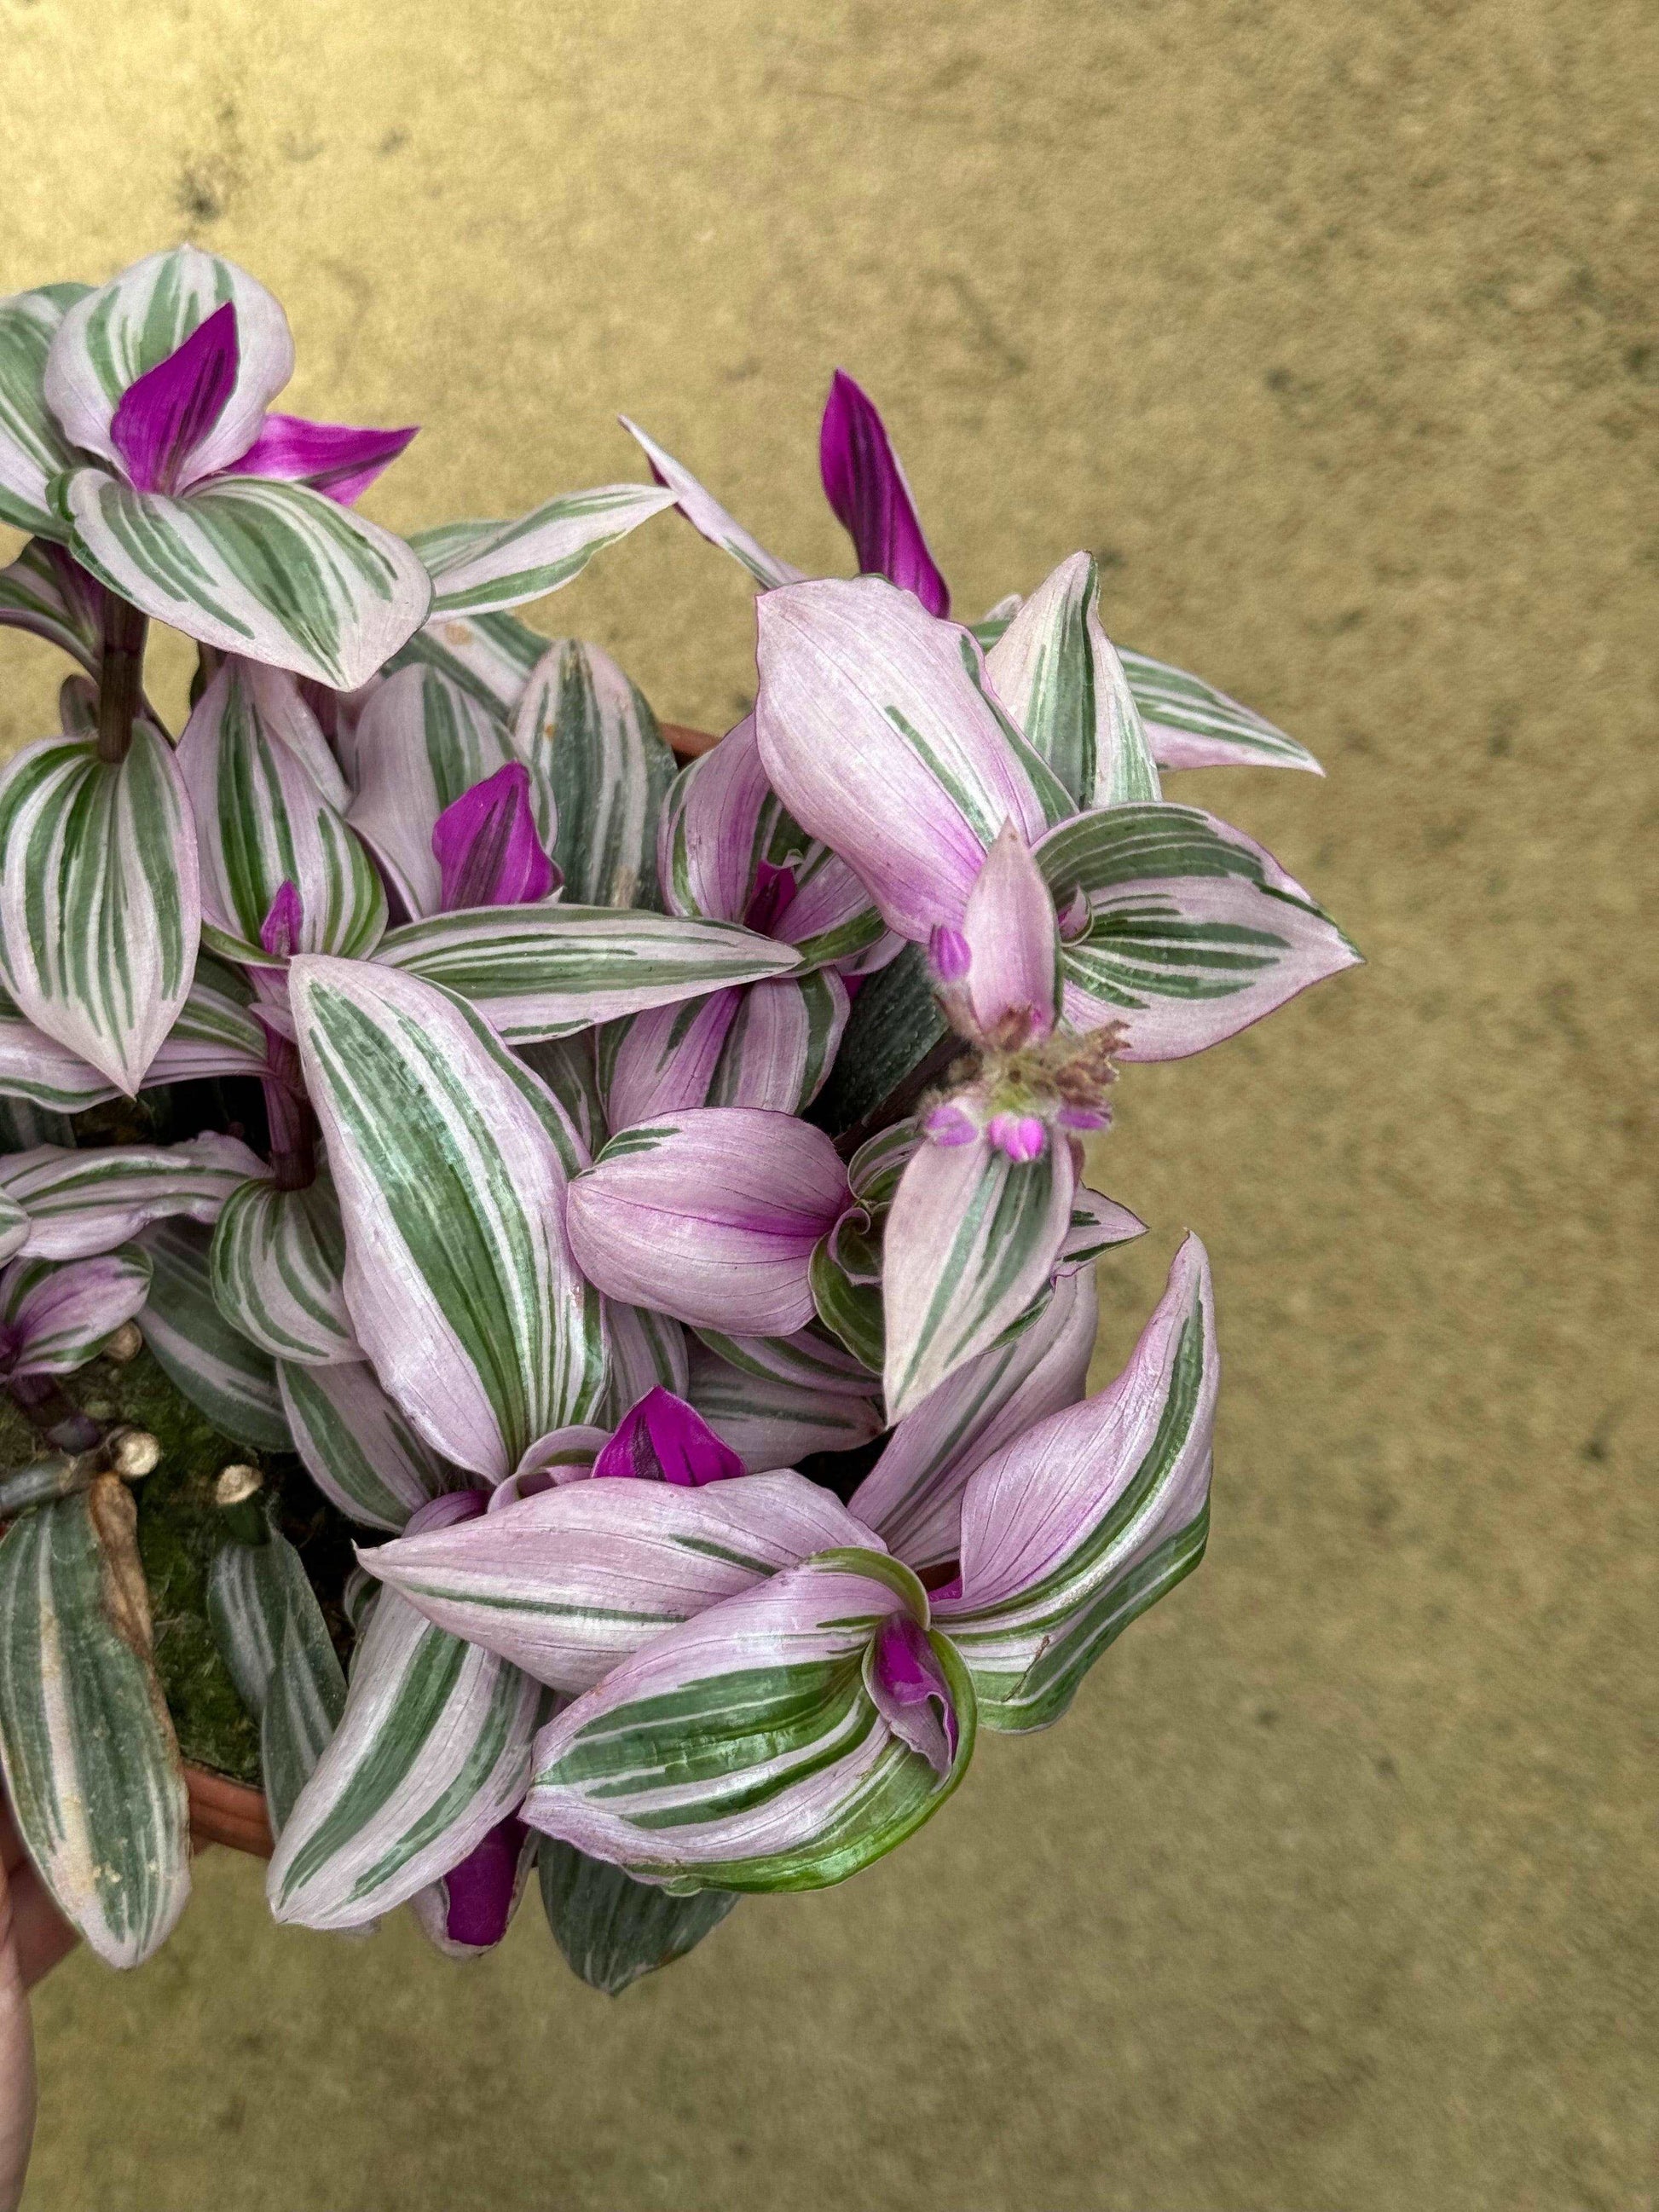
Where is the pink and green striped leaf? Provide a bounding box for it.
[1119,645,1321,774]
[566,1109,848,1337]
[0,1245,152,1380]
[344,664,537,919]
[1033,804,1361,1058]
[0,536,105,672]
[414,484,674,616]
[513,639,675,910]
[691,1320,879,1402]
[43,247,293,489]
[390,608,548,721]
[685,1339,884,1470]
[373,904,800,1044]
[986,552,1160,807]
[0,721,200,1094]
[539,1839,737,1994]
[61,469,432,690]
[268,1557,540,1932]
[0,284,89,537]
[288,956,605,1481]
[1058,1187,1147,1272]
[704,971,848,1114]
[0,1131,263,1262]
[524,1551,974,1893]
[882,1131,1077,1420]
[209,1170,359,1366]
[599,1300,690,1424]
[137,1216,292,1452]
[364,1470,882,1694]
[179,658,385,963]
[0,1476,191,1967]
[935,1234,1218,1730]
[619,418,805,592]
[276,1358,465,1533]
[851,1266,1097,1573]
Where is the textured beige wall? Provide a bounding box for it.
[3,1,1654,2206]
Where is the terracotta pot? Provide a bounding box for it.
[662,722,720,762]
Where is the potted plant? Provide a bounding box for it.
[0,248,1357,1995]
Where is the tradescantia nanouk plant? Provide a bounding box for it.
[0,247,1357,1994]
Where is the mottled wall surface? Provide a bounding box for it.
[3,2,1654,2206]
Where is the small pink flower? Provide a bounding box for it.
[924,1101,980,1147]
[986,1112,1046,1163]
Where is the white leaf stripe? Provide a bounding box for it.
[882,1138,1078,1420]
[0,1131,263,1262]
[209,1173,359,1366]
[373,906,801,1042]
[1119,646,1321,773]
[290,957,605,1480]
[601,1300,689,1424]
[619,419,806,592]
[144,956,270,1087]
[513,639,675,910]
[262,1604,350,1837]
[180,660,385,963]
[414,484,674,615]
[0,286,84,536]
[268,1587,540,1930]
[0,535,103,670]
[691,1322,880,1399]
[137,1216,292,1452]
[64,470,433,692]
[0,994,120,1112]
[0,1479,191,1967]
[0,724,201,1094]
[1059,1187,1147,1269]
[277,1360,462,1532]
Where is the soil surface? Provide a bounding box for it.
[2,2,1652,2206]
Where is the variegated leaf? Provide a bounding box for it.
[288,956,605,1480]
[524,1551,974,1893]
[0,284,87,537]
[206,1511,347,1833]
[0,1476,190,1966]
[0,988,119,1112]
[268,1571,540,1932]
[345,664,535,919]
[1058,1186,1147,1272]
[513,639,676,910]
[144,954,270,1089]
[0,1096,72,1155]
[0,534,104,670]
[601,1301,690,1424]
[705,971,848,1114]
[277,1358,463,1532]
[517,1030,608,1158]
[1119,645,1321,774]
[0,1193,25,1268]
[883,1134,1078,1420]
[599,992,738,1132]
[691,1321,879,1401]
[209,1171,358,1366]
[685,1340,884,1471]
[619,418,806,591]
[0,722,201,1093]
[414,484,674,616]
[179,659,385,962]
[0,1131,263,1262]
[539,1839,737,1995]
[0,1245,152,1379]
[390,608,547,719]
[61,469,432,691]
[1033,804,1361,1059]
[807,1212,885,1376]
[986,552,1161,806]
[43,247,293,488]
[847,1119,922,1214]
[363,1471,883,1693]
[373,905,801,1042]
[137,1216,292,1451]
[936,1235,1218,1730]
[851,1266,1097,1572]
[807,942,947,1141]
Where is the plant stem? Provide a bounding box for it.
[96,592,149,765]
[8,1373,102,1454]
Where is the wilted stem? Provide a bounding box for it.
[0,1427,159,1519]
[96,592,149,765]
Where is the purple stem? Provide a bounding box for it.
[96,593,148,765]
